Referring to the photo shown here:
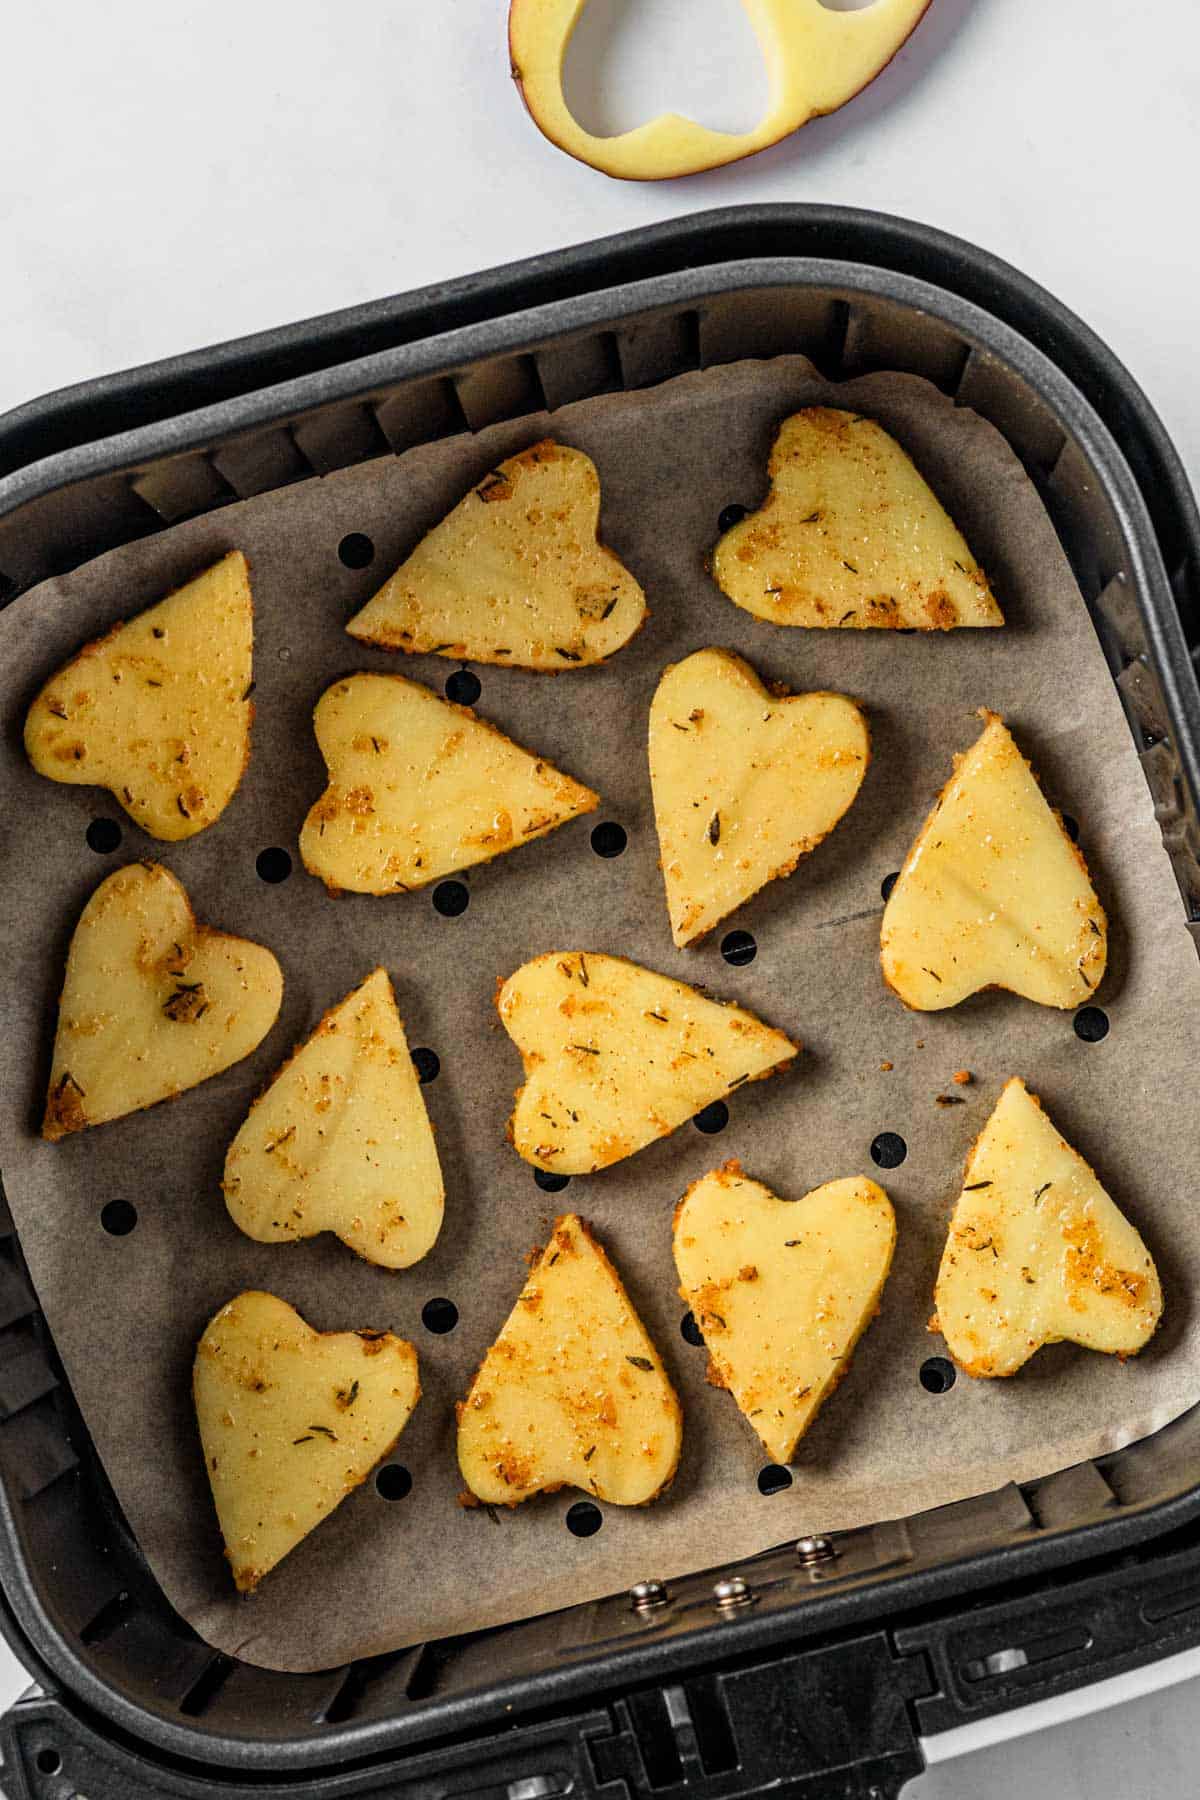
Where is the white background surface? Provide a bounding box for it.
[3,2,1200,1792]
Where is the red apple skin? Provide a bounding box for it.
[507,0,935,182]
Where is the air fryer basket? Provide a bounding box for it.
[1,208,1200,1799]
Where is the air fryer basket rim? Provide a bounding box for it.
[1,207,1199,1775]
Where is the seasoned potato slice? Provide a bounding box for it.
[44,862,282,1140]
[346,440,646,669]
[222,968,442,1269]
[299,673,597,894]
[881,712,1106,1011]
[195,1291,420,1591]
[649,647,869,947]
[712,408,1002,630]
[457,1214,681,1507]
[934,1079,1162,1378]
[674,1161,895,1463]
[25,551,252,839]
[498,951,797,1173]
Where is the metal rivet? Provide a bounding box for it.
[630,1579,669,1613]
[796,1534,836,1566]
[713,1575,753,1610]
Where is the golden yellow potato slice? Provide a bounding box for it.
[649,647,869,947]
[712,409,1002,630]
[299,672,597,895]
[498,951,797,1174]
[934,1079,1162,1377]
[509,0,932,181]
[346,441,646,669]
[881,713,1106,1012]
[222,968,442,1269]
[457,1214,681,1508]
[25,551,253,839]
[195,1291,420,1591]
[674,1161,895,1463]
[44,863,282,1141]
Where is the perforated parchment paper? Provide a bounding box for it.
[2,358,1200,1673]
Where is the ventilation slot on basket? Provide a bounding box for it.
[454,354,547,433]
[955,349,1068,478]
[536,332,623,411]
[179,1653,236,1718]
[210,427,313,499]
[321,1642,433,1724]
[292,402,393,476]
[684,1675,739,1774]
[841,299,971,395]
[0,1342,58,1421]
[1024,1460,1118,1532]
[698,291,849,376]
[0,569,20,609]
[961,1623,1092,1683]
[1143,1577,1200,1628]
[131,455,239,525]
[1118,657,1173,747]
[373,377,471,454]
[79,1587,136,1648]
[615,309,701,391]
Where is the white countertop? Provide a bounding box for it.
[3,1,1200,1790]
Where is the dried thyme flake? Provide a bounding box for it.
[935,1093,967,1107]
[176,795,191,818]
[784,1239,803,1247]
[583,1445,597,1462]
[151,626,166,638]
[963,1181,993,1191]
[626,1356,654,1371]
[765,585,782,597]
[728,1072,750,1089]
[146,678,163,687]
[600,596,619,620]
[554,646,582,662]
[338,1380,360,1409]
[1033,1182,1053,1206]
[702,1312,726,1330]
[57,1071,85,1097]
[842,560,859,574]
[707,811,721,846]
[671,722,690,732]
[476,469,509,499]
[922,967,942,982]
[163,982,209,1023]
[47,701,67,719]
[953,559,967,573]
[547,1251,560,1266]
[266,1126,296,1153]
[370,736,381,752]
[293,1435,314,1445]
[242,680,256,700]
[646,1010,668,1023]
[1089,918,1102,935]
[838,610,855,624]
[800,511,820,523]
[307,1424,337,1440]
[578,954,589,987]
[569,1042,599,1055]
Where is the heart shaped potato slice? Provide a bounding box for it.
[498,952,798,1173]
[649,647,869,947]
[674,1161,895,1463]
[881,713,1106,1011]
[457,1215,681,1507]
[25,551,253,839]
[44,862,282,1140]
[713,409,1001,630]
[934,1079,1162,1378]
[195,1291,420,1591]
[222,968,443,1268]
[299,672,597,895]
[346,441,646,669]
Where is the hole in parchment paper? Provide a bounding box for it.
[565,1499,603,1538]
[535,1169,571,1193]
[870,1131,907,1169]
[694,1101,729,1135]
[256,847,292,884]
[445,668,481,707]
[35,1747,62,1776]
[920,1357,956,1394]
[721,930,757,967]
[757,1464,793,1495]
[591,821,627,859]
[432,880,469,918]
[718,503,748,533]
[421,1297,459,1335]
[411,1047,440,1084]
[338,532,375,570]
[86,817,122,854]
[1074,1006,1110,1043]
[881,871,899,902]
[1061,814,1080,842]
[375,1464,412,1501]
[101,1200,137,1237]
[680,1311,705,1346]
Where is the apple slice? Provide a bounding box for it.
[222,968,443,1269]
[346,441,646,669]
[934,1079,1162,1377]
[195,1291,420,1591]
[674,1161,895,1463]
[457,1214,681,1507]
[509,0,932,181]
[713,409,1002,630]
[881,713,1106,1011]
[25,551,253,840]
[44,862,282,1140]
[299,672,597,895]
[498,951,797,1174]
[649,647,869,947]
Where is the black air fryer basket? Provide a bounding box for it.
[2,208,1200,1800]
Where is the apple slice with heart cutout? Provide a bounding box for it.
[713,409,1002,630]
[44,862,282,1140]
[881,713,1107,1011]
[222,967,443,1269]
[346,441,646,669]
[497,951,798,1173]
[457,1214,681,1508]
[194,1291,420,1591]
[509,0,933,181]
[25,550,253,840]
[933,1079,1162,1378]
[649,647,869,947]
[674,1160,895,1463]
